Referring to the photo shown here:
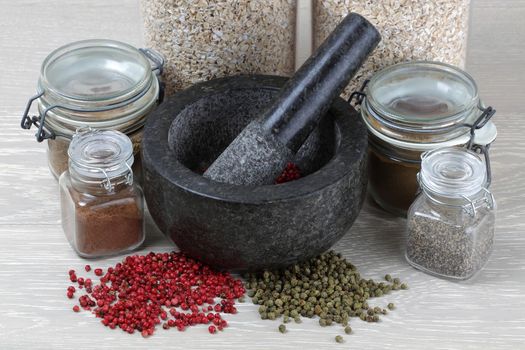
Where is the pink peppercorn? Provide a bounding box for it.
[66,252,244,337]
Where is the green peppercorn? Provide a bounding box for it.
[278,324,286,333]
[319,319,327,327]
[372,315,380,322]
[244,251,406,333]
[335,335,344,343]
[401,283,408,290]
[387,303,395,310]
[344,326,352,334]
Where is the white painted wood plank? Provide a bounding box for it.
[0,0,525,349]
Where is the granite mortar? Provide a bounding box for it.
[141,75,368,270]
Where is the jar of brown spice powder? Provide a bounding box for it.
[59,129,145,258]
[21,39,164,182]
[356,61,498,216]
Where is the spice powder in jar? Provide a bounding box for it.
[359,61,497,216]
[59,129,145,258]
[21,39,163,181]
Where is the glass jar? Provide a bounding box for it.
[358,61,497,216]
[59,129,145,258]
[406,147,496,280]
[21,39,164,181]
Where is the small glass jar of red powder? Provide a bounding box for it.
[59,129,145,258]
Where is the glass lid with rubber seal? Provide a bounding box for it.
[366,61,479,127]
[40,39,152,104]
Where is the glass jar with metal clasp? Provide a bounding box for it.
[59,129,145,258]
[350,61,497,217]
[21,39,164,182]
[405,146,496,280]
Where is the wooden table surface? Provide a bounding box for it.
[1,1,524,349]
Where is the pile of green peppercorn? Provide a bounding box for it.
[244,250,407,343]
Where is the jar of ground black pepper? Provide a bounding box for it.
[357,61,497,216]
[21,39,164,182]
[406,147,496,280]
[59,129,145,258]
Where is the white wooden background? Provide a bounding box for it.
[1,1,524,349]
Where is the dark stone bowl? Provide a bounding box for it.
[142,75,367,271]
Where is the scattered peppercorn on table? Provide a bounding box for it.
[1,1,525,349]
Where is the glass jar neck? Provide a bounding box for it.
[69,167,133,195]
[420,186,494,217]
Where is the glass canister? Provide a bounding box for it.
[406,147,496,280]
[355,61,497,216]
[59,129,145,258]
[21,39,164,180]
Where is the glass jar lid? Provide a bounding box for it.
[367,61,478,126]
[420,147,486,199]
[40,39,152,105]
[68,129,134,190]
[360,61,497,150]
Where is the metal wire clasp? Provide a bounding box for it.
[348,79,369,106]
[464,103,496,187]
[461,187,495,217]
[20,91,57,142]
[139,48,165,76]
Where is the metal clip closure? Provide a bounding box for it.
[461,187,495,217]
[20,91,57,142]
[348,79,369,106]
[464,103,496,187]
[139,48,165,76]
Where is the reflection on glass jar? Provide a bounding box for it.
[359,61,497,216]
[20,39,163,182]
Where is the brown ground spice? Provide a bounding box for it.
[368,147,420,216]
[62,186,144,257]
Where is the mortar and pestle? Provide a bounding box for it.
[142,14,381,270]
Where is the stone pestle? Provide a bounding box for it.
[203,13,380,185]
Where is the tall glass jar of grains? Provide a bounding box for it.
[59,129,145,258]
[21,39,164,182]
[356,61,497,216]
[405,147,496,280]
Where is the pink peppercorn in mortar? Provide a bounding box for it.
[66,252,245,336]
